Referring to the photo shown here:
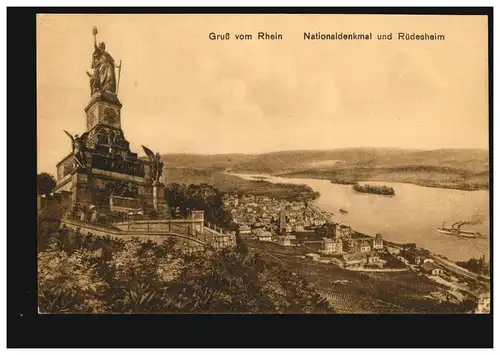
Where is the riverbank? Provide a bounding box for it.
[165,167,320,202]
[276,168,489,192]
[229,172,489,262]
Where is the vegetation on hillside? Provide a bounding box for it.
[231,148,489,174]
[160,153,256,170]
[244,240,477,314]
[37,172,57,196]
[164,168,320,202]
[37,228,334,314]
[164,183,234,230]
[456,257,490,276]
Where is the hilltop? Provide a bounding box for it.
[160,148,489,191]
[229,148,489,174]
[161,153,257,170]
[160,148,489,173]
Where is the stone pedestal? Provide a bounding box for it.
[84,92,122,131]
[152,181,169,217]
[152,182,159,211]
[191,210,205,234]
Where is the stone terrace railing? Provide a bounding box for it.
[59,218,207,247]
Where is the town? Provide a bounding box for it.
[223,192,490,313]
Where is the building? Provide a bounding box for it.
[305,253,321,261]
[343,239,358,253]
[273,234,296,247]
[294,224,305,232]
[372,234,384,250]
[255,230,273,242]
[343,238,371,254]
[420,262,444,275]
[359,240,371,253]
[322,238,343,254]
[311,218,326,227]
[404,249,427,265]
[54,29,169,222]
[474,292,491,314]
[402,243,417,251]
[342,253,368,269]
[366,252,386,268]
[337,224,352,239]
[239,224,252,235]
[279,209,287,233]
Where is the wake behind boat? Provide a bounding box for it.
[437,221,483,239]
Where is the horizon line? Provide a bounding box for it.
[158,146,490,156]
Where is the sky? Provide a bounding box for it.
[37,14,489,175]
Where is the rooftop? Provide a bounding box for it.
[421,262,440,272]
[342,252,369,261]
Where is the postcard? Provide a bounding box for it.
[36,13,490,315]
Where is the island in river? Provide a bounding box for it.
[330,179,356,185]
[353,182,395,196]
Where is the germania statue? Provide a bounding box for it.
[86,26,121,96]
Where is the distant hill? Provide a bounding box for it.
[160,148,489,191]
[229,148,490,174]
[160,153,257,170]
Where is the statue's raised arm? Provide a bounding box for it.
[93,26,98,50]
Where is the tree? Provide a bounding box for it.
[37,172,57,196]
[106,238,185,313]
[38,249,108,313]
[457,257,490,276]
[164,183,234,231]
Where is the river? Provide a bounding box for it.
[229,173,490,262]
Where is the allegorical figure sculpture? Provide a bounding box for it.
[155,153,164,181]
[142,146,164,182]
[86,26,121,95]
[64,130,85,167]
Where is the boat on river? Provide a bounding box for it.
[339,209,348,214]
[437,221,483,239]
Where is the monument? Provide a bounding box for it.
[54,26,170,221]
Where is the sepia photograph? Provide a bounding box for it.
[35,13,491,316]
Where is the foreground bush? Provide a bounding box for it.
[38,233,334,314]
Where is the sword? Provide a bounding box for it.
[73,155,84,168]
[116,60,122,94]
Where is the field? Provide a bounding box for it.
[164,167,319,201]
[245,239,463,314]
